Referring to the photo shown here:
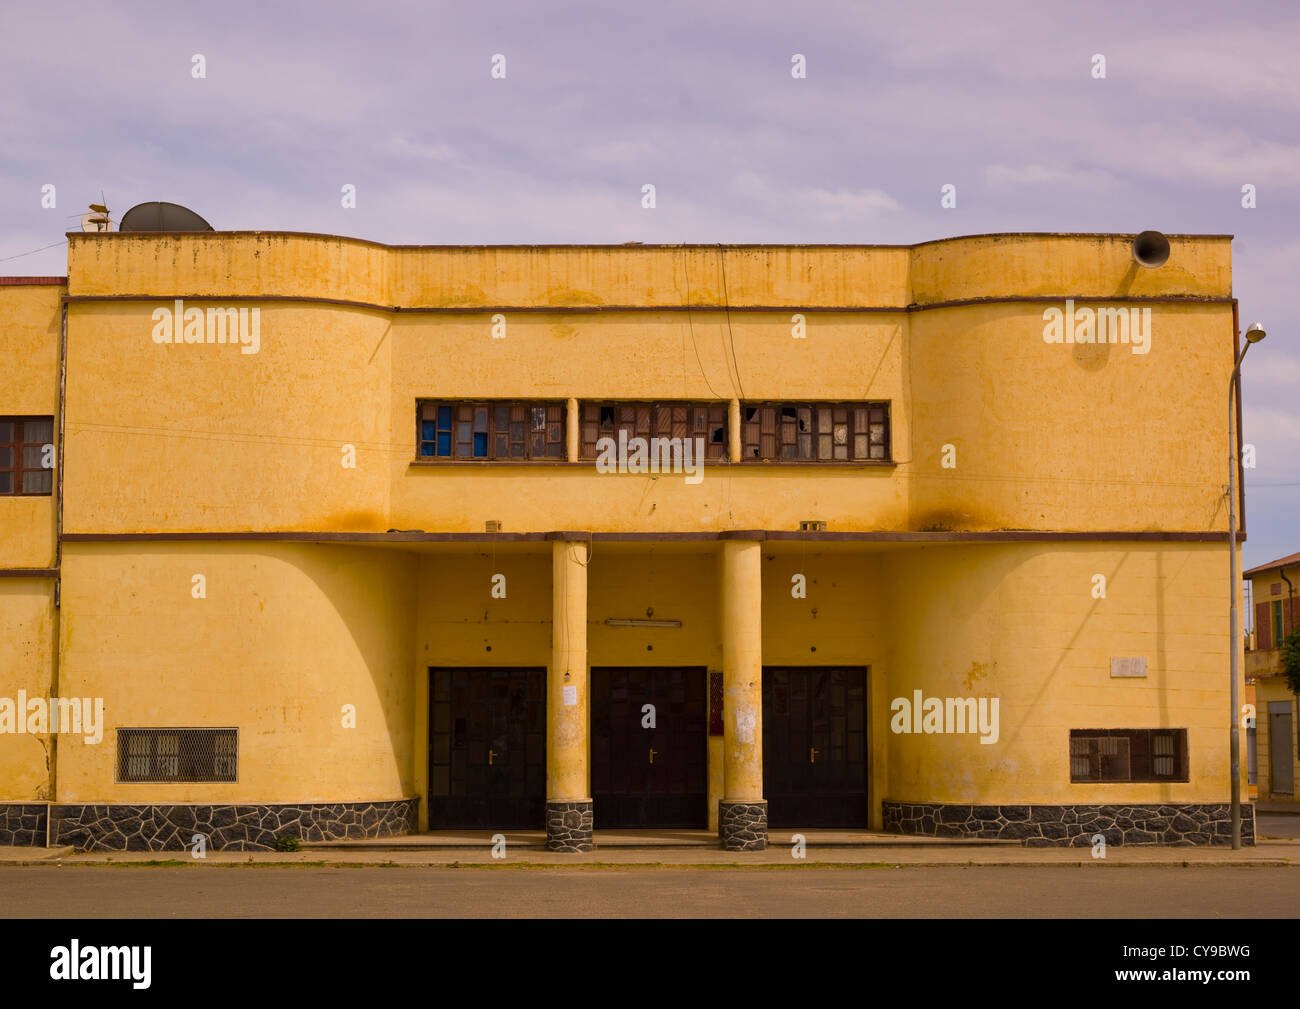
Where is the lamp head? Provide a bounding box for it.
[1132,231,1171,268]
[1245,322,1266,343]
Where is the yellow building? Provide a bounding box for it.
[1245,551,1299,800]
[0,227,1254,850]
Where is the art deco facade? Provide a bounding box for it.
[0,230,1253,850]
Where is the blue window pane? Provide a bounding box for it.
[421,421,437,440]
[473,432,488,456]
[438,406,451,427]
[437,432,451,455]
[421,441,436,457]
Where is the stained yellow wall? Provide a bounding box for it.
[54,543,416,803]
[58,231,1232,538]
[907,302,1234,533]
[6,536,1246,811]
[0,284,61,567]
[66,232,1230,308]
[61,301,394,534]
[2,232,1244,817]
[0,579,56,799]
[907,233,1230,304]
[883,543,1234,803]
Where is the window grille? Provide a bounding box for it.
[1069,729,1186,782]
[116,728,239,782]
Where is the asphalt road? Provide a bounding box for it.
[3,866,1297,917]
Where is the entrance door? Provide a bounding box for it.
[591,667,707,828]
[762,667,868,827]
[1270,701,1294,794]
[428,667,545,827]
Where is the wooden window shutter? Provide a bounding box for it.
[1257,601,1272,649]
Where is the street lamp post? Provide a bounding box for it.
[1228,321,1266,850]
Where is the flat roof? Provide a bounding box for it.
[63,230,1235,250]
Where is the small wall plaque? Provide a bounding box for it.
[1110,657,1147,678]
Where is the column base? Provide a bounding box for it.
[719,799,768,851]
[545,800,594,852]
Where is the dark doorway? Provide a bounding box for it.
[762,666,868,827]
[1270,701,1294,794]
[428,667,545,828]
[591,667,708,828]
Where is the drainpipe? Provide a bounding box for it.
[46,299,67,846]
[1281,568,1295,645]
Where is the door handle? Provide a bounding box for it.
[649,748,657,764]
[488,748,496,765]
[810,747,818,764]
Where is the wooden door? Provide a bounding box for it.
[762,667,868,827]
[428,667,546,827]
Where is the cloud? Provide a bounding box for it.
[984,163,1117,188]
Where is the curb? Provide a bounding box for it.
[1,858,1294,869]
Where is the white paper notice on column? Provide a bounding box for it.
[1109,657,1148,678]
[562,685,578,706]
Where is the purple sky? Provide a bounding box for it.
[2,0,1295,572]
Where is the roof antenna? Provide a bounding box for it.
[81,193,113,233]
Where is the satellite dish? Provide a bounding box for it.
[119,201,214,233]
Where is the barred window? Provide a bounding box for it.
[741,402,889,462]
[116,728,239,783]
[418,401,565,460]
[1069,729,1187,782]
[579,402,727,461]
[0,416,55,495]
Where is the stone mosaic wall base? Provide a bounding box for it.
[47,799,418,851]
[883,801,1256,846]
[545,800,594,852]
[719,800,768,851]
[0,804,49,846]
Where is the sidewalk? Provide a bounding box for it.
[3,837,1297,868]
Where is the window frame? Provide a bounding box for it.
[0,415,55,496]
[578,400,729,462]
[416,400,567,462]
[1068,729,1188,783]
[739,401,891,464]
[1273,600,1285,646]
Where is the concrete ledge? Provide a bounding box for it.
[3,840,1297,868]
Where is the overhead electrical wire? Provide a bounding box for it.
[0,239,67,263]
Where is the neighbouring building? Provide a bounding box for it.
[1245,551,1300,800]
[0,227,1255,851]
